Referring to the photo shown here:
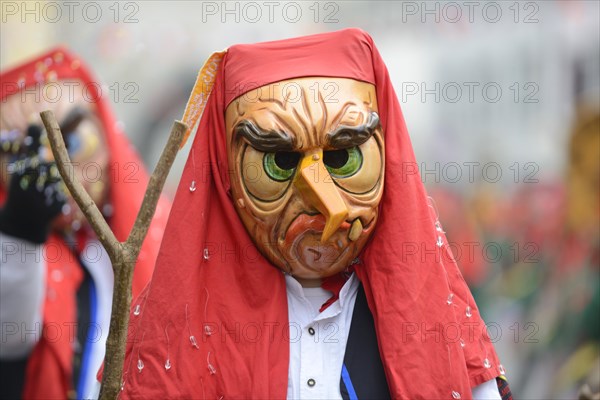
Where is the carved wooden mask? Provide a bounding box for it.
[225,77,385,278]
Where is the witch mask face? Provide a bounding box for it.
[225,77,385,279]
[0,80,110,232]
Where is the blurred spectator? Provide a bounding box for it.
[0,48,170,399]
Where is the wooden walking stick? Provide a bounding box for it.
[40,110,186,399]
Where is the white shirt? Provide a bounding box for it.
[285,273,501,400]
[286,273,359,400]
[0,233,113,398]
[0,231,45,359]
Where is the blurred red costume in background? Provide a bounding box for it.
[0,48,169,398]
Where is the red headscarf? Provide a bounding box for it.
[0,47,170,398]
[122,29,501,399]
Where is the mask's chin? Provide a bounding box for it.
[279,228,351,279]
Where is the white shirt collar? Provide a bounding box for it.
[284,273,359,322]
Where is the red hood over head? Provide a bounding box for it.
[122,29,500,399]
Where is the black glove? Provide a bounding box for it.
[0,125,66,244]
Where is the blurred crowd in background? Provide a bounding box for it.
[1,1,598,398]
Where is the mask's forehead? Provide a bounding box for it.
[225,77,378,150]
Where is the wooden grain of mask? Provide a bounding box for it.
[225,77,385,279]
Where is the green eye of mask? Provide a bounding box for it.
[263,151,300,181]
[323,147,363,178]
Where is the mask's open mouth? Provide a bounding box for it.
[280,213,351,274]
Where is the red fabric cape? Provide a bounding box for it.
[0,47,170,399]
[122,29,501,399]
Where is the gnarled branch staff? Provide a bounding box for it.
[40,110,186,400]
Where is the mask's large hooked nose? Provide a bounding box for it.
[294,149,348,243]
